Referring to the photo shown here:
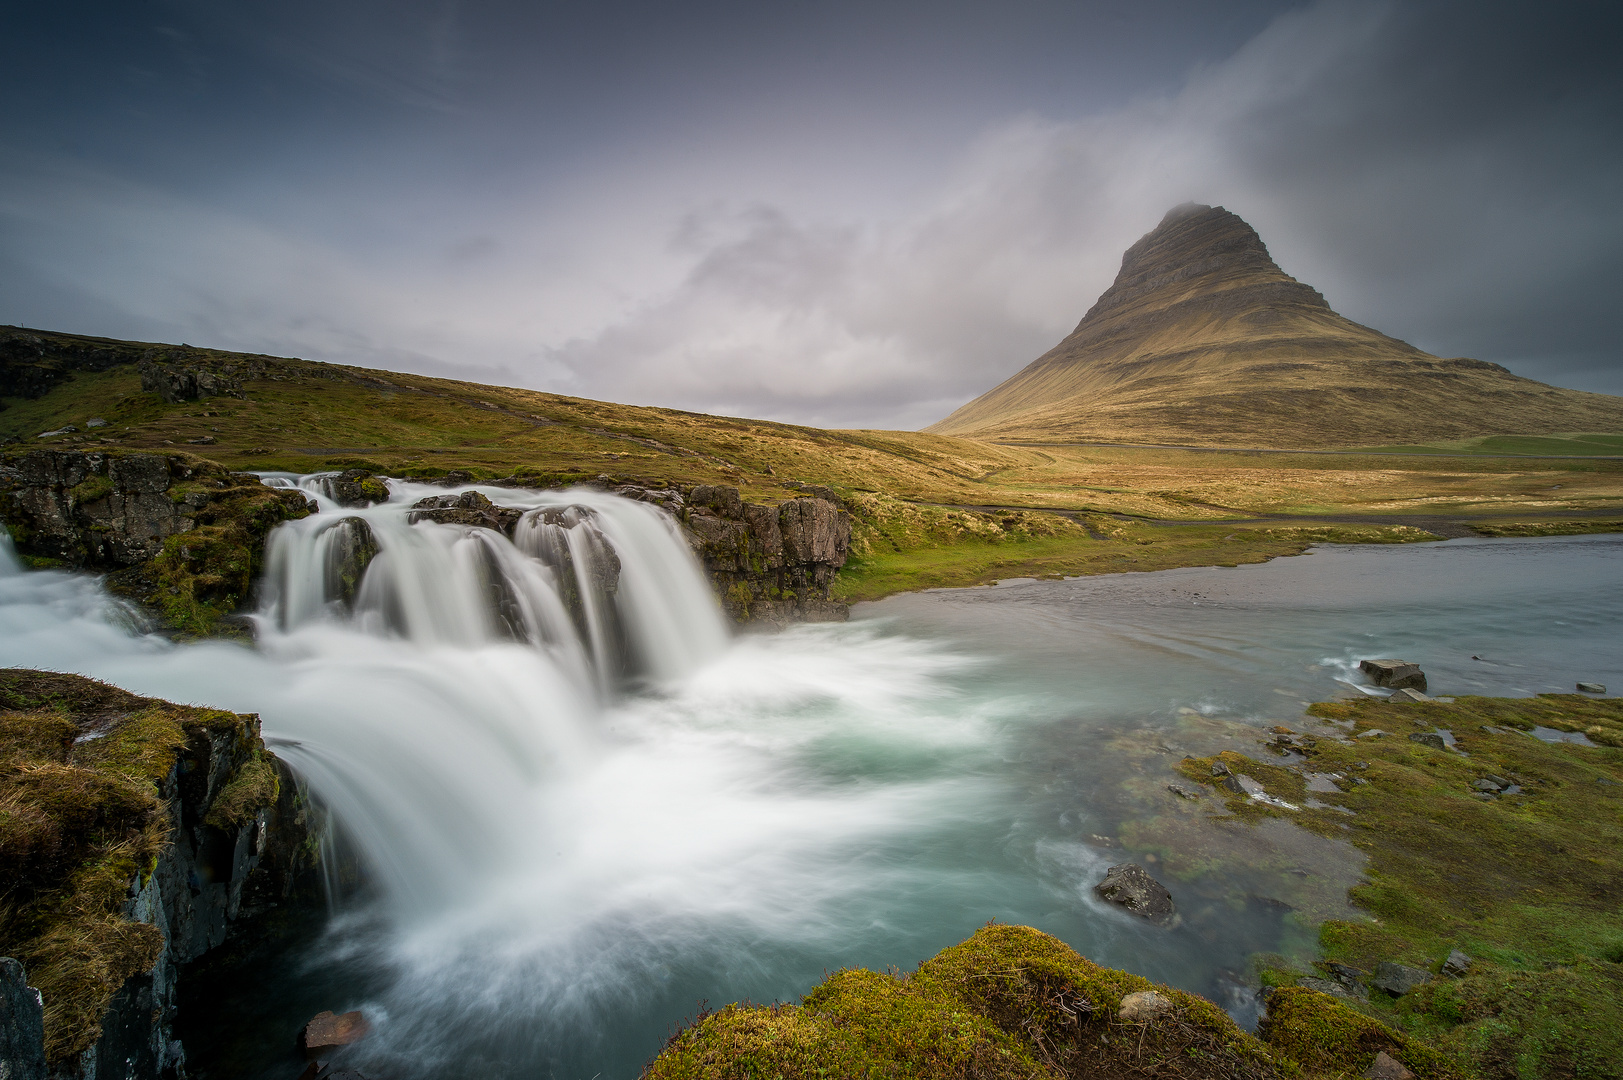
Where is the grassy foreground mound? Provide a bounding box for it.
[645,923,1461,1080]
[645,923,1283,1080]
[1177,694,1623,1079]
[0,669,281,1063]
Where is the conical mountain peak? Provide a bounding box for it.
[926,205,1623,448]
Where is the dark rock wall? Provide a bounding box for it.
[681,484,852,625]
[1,709,319,1080]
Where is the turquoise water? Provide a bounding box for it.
[4,531,1619,1078]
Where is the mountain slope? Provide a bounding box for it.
[927,204,1623,448]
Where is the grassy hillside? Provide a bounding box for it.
[5,325,1623,601]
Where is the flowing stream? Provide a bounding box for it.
[1,477,1620,1079]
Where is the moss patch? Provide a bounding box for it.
[0,669,267,1063]
[1184,694,1623,1079]
[645,923,1278,1080]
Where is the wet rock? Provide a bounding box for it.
[325,470,389,508]
[1389,688,1431,703]
[1408,732,1447,751]
[300,1010,372,1058]
[326,518,379,609]
[1167,782,1202,800]
[408,490,523,534]
[1363,1050,1416,1080]
[1118,990,1173,1021]
[1442,949,1472,977]
[1094,863,1176,926]
[1577,682,1606,694]
[1235,775,1267,797]
[1360,659,1427,692]
[1372,961,1430,996]
[0,957,47,1080]
[1210,761,1232,777]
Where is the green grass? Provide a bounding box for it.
[1178,694,1623,1079]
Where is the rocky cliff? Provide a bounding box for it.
[0,450,314,636]
[928,203,1623,448]
[0,670,320,1079]
[679,484,852,625]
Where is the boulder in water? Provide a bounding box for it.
[325,469,389,508]
[300,1010,371,1058]
[1094,863,1176,926]
[1360,659,1427,692]
[1577,682,1606,694]
[408,490,523,534]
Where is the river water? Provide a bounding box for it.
[1,480,1618,1080]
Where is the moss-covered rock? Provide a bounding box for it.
[0,448,313,636]
[0,669,314,1068]
[644,923,1279,1080]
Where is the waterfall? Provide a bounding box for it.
[258,477,729,692]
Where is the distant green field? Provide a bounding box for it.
[1350,433,1623,457]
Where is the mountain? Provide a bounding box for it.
[927,204,1623,448]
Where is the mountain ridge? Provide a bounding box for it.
[927,204,1623,448]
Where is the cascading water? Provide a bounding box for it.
[6,471,1617,1078]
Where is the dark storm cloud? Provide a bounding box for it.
[1,1,1620,427]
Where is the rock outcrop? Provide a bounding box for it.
[0,326,273,404]
[0,670,321,1078]
[681,484,852,625]
[1094,863,1177,926]
[928,203,1623,448]
[0,449,314,635]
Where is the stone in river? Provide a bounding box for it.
[300,1010,372,1058]
[1363,1050,1416,1080]
[1442,949,1472,978]
[1094,863,1176,926]
[1371,961,1431,996]
[1210,761,1232,777]
[1167,782,1202,800]
[1118,990,1173,1021]
[1408,732,1447,751]
[1577,682,1606,694]
[1360,659,1427,691]
[1389,688,1431,703]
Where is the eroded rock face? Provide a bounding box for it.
[679,485,853,626]
[138,360,244,404]
[0,671,322,1080]
[0,450,309,572]
[1094,863,1177,926]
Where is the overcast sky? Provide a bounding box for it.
[2,1,1620,429]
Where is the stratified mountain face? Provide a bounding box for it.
[927,204,1623,448]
